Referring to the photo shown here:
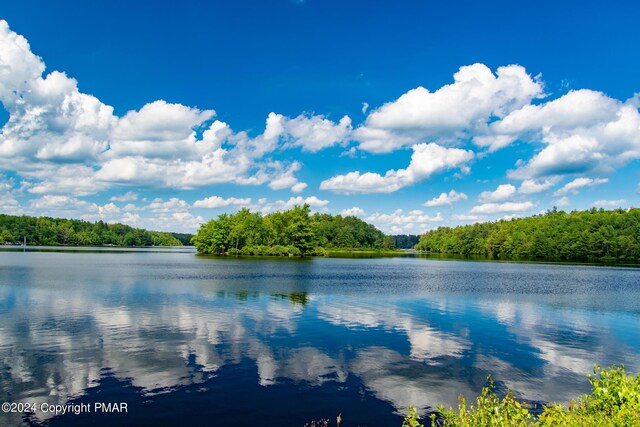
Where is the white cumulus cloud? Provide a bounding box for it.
[553,177,608,196]
[109,191,138,202]
[592,199,627,208]
[320,143,474,194]
[502,90,640,179]
[355,63,543,153]
[478,184,516,202]
[266,161,307,193]
[518,178,558,194]
[553,196,571,207]
[147,197,190,213]
[451,214,483,222]
[254,196,330,214]
[0,20,115,168]
[470,201,536,214]
[278,114,352,152]
[0,21,316,196]
[365,209,443,234]
[340,207,365,216]
[423,190,468,207]
[193,196,252,209]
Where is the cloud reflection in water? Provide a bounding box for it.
[0,252,639,425]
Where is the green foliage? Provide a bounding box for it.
[403,405,424,427]
[538,366,640,426]
[435,378,534,426]
[286,205,315,254]
[0,228,15,244]
[393,234,420,249]
[416,366,640,427]
[415,208,640,262]
[310,247,328,257]
[192,204,386,256]
[383,235,396,250]
[170,232,193,245]
[191,213,231,254]
[0,214,182,247]
[150,231,184,246]
[311,212,384,249]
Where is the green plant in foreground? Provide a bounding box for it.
[403,405,424,427]
[404,366,640,427]
[538,365,640,426]
[434,377,533,427]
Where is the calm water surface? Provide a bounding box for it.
[1,248,639,426]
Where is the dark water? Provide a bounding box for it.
[1,248,639,426]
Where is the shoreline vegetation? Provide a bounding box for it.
[192,204,395,256]
[0,213,187,247]
[403,365,640,427]
[3,207,639,263]
[416,208,640,263]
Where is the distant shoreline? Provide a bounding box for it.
[0,243,195,248]
[6,245,639,267]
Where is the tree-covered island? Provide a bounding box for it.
[0,214,184,246]
[191,204,396,256]
[415,207,640,263]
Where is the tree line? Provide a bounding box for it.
[415,207,640,262]
[170,233,193,245]
[192,204,390,255]
[392,234,420,249]
[0,214,183,247]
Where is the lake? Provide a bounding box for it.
[1,248,639,426]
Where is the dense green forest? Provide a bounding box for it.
[192,204,390,255]
[415,208,640,262]
[0,214,183,246]
[170,232,193,245]
[392,234,420,249]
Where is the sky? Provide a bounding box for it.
[0,0,639,234]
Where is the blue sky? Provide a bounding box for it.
[0,0,639,233]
